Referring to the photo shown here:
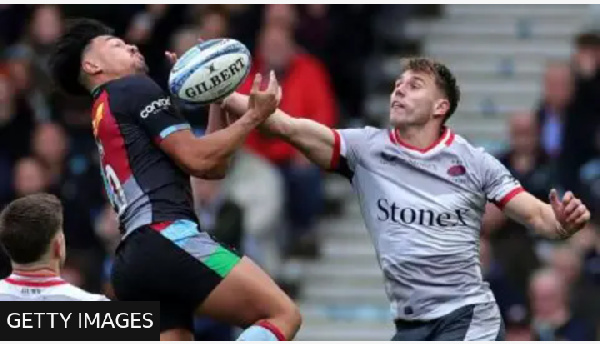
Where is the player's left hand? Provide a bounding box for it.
[549,189,591,238]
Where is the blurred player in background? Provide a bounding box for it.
[222,58,591,340]
[48,19,300,341]
[0,193,108,301]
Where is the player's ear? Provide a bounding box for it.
[52,232,65,260]
[82,58,102,76]
[433,98,450,119]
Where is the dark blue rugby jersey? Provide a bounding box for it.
[91,74,197,237]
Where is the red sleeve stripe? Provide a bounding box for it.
[330,129,341,170]
[258,320,286,341]
[496,186,525,209]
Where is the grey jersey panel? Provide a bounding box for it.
[337,127,521,320]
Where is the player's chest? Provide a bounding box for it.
[363,148,484,209]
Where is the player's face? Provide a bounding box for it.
[83,35,148,79]
[390,70,447,128]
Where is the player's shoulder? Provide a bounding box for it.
[448,131,492,158]
[107,74,164,97]
[51,283,110,301]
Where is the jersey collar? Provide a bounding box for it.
[389,127,455,154]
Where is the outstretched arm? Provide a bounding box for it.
[221,79,337,170]
[503,189,590,239]
[160,73,279,179]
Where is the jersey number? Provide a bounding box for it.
[102,164,128,215]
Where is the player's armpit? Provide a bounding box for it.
[501,191,562,238]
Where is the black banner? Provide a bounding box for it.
[0,302,159,340]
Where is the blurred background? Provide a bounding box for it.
[1,3,600,341]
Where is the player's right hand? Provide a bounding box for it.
[248,70,279,122]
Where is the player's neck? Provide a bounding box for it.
[11,261,60,278]
[395,123,444,150]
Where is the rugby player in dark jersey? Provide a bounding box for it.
[49,19,300,341]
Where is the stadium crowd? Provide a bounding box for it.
[0,4,600,340]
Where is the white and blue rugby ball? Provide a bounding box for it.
[169,39,251,104]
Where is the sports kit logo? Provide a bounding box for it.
[447,164,466,177]
[183,57,246,99]
[376,198,471,227]
[140,97,171,119]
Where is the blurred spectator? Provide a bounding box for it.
[559,31,600,197]
[296,5,331,63]
[238,23,338,259]
[536,61,574,159]
[482,112,546,297]
[224,150,284,274]
[197,6,229,40]
[0,5,29,48]
[0,70,35,203]
[32,122,67,188]
[0,69,34,162]
[191,178,244,252]
[31,123,104,292]
[480,236,530,335]
[502,112,555,201]
[263,4,297,32]
[18,5,64,120]
[170,27,199,58]
[530,268,595,340]
[12,157,47,198]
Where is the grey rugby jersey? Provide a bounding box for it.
[330,127,523,320]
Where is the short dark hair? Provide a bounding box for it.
[400,57,461,122]
[0,194,63,264]
[48,18,114,95]
[575,31,600,49]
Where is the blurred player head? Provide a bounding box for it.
[13,157,47,197]
[0,193,66,270]
[49,18,147,95]
[543,61,573,112]
[529,268,568,322]
[508,111,539,154]
[259,24,295,73]
[390,58,460,129]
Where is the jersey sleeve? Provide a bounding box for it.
[120,75,191,143]
[331,127,373,180]
[479,150,524,209]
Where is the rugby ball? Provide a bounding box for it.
[168,39,251,104]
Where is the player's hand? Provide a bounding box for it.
[248,71,279,122]
[549,189,591,238]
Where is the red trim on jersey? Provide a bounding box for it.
[95,91,133,182]
[496,186,525,209]
[394,127,449,153]
[330,129,341,170]
[5,278,67,287]
[445,131,455,146]
[150,221,173,231]
[258,320,286,341]
[11,270,58,278]
[389,129,397,144]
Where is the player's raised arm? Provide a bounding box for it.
[160,73,278,179]
[221,72,337,171]
[502,189,590,240]
[479,149,591,239]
